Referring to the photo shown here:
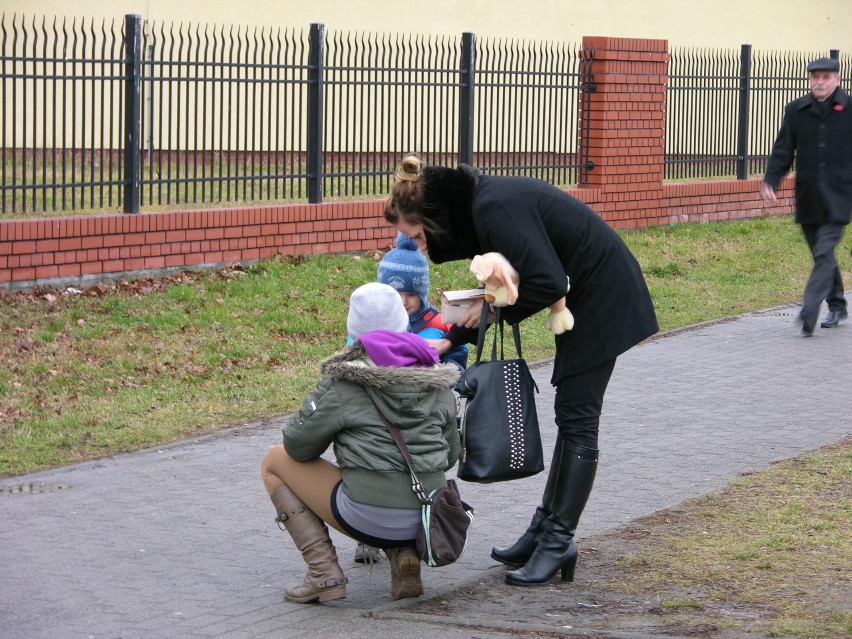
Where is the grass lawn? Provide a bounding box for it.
[1,213,850,476]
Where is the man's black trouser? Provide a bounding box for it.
[801,222,847,323]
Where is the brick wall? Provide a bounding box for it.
[0,36,796,291]
[0,202,397,289]
[581,36,669,226]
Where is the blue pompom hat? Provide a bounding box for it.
[378,232,430,310]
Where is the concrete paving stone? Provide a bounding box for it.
[1,297,850,639]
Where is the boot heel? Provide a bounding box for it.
[317,577,348,602]
[560,552,578,582]
[504,536,578,587]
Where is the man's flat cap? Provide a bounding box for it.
[807,57,840,73]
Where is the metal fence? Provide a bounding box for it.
[0,12,847,215]
[320,29,464,200]
[744,48,850,176]
[1,15,126,214]
[1,14,587,215]
[472,37,588,187]
[665,45,849,180]
[138,20,310,208]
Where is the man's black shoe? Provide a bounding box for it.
[820,309,848,328]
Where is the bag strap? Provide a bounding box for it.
[367,394,432,505]
[473,302,523,364]
[472,301,490,363]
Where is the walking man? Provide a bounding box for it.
[761,56,850,336]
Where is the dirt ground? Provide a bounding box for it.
[401,531,766,638]
[392,442,851,638]
[396,507,848,638]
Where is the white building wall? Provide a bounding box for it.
[4,0,851,51]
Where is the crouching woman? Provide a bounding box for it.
[260,283,461,602]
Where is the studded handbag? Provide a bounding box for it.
[453,302,544,483]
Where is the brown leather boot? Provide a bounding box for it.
[270,485,347,603]
[386,546,423,600]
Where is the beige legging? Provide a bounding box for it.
[260,444,348,536]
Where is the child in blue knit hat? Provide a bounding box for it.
[378,233,468,373]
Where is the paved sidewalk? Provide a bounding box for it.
[1,298,850,639]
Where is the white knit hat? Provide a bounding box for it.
[347,282,410,340]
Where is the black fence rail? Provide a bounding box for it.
[0,12,848,215]
[319,32,587,199]
[666,46,744,180]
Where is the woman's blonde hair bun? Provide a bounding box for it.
[395,154,422,182]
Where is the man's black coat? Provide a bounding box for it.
[764,86,852,225]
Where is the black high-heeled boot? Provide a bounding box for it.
[490,434,564,566]
[505,443,597,586]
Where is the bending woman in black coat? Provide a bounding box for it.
[384,155,659,586]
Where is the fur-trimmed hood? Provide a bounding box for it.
[420,163,483,263]
[320,342,460,390]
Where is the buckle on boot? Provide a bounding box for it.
[318,576,348,588]
[274,504,306,529]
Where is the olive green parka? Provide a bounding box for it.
[283,341,461,509]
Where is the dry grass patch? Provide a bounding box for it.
[608,439,852,637]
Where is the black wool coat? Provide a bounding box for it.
[763,86,852,225]
[421,168,659,382]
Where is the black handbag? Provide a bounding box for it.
[369,396,474,568]
[453,302,544,483]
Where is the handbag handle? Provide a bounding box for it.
[368,394,432,505]
[473,301,523,365]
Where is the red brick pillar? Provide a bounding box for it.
[580,37,669,227]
